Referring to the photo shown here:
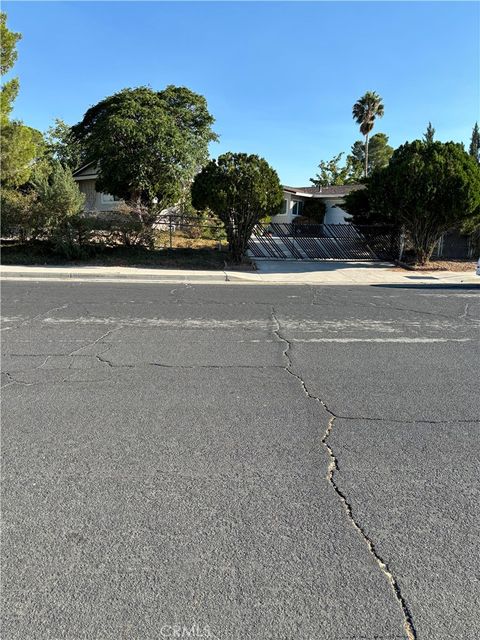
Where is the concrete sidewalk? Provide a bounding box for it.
[244,259,480,285]
[1,261,478,286]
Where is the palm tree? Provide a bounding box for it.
[352,91,385,177]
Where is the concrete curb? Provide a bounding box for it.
[0,267,231,283]
[1,265,478,286]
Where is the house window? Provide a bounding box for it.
[281,199,287,215]
[100,193,122,204]
[292,200,304,216]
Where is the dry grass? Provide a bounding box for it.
[155,230,226,251]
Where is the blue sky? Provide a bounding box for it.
[4,1,479,185]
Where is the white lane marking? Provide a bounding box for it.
[44,317,270,329]
[417,293,479,298]
[293,337,473,343]
[42,316,477,330]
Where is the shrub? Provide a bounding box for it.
[0,188,37,238]
[33,162,85,230]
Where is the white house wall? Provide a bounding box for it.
[272,192,293,222]
[323,199,352,225]
[77,179,124,212]
[271,193,352,224]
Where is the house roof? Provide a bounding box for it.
[72,164,363,199]
[72,161,97,178]
[283,184,364,197]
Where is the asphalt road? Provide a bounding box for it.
[2,281,479,640]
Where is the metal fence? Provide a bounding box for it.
[153,214,227,249]
[248,223,400,261]
[432,229,476,260]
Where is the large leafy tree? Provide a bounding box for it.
[347,133,393,178]
[469,122,480,163]
[345,141,480,264]
[310,152,353,187]
[72,86,217,207]
[352,91,385,178]
[191,152,283,261]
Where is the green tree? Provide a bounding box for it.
[0,187,37,237]
[346,141,480,264]
[300,198,326,223]
[72,86,217,208]
[469,122,480,163]
[33,162,85,228]
[342,185,373,225]
[352,91,385,178]
[310,152,354,187]
[45,118,85,170]
[191,152,283,261]
[31,162,85,252]
[0,11,45,187]
[347,133,393,178]
[1,123,45,187]
[0,12,20,75]
[0,11,21,121]
[423,122,435,144]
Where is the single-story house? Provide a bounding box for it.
[72,161,179,224]
[72,162,124,212]
[72,162,362,226]
[274,184,363,225]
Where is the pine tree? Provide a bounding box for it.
[469,122,480,163]
[423,122,435,144]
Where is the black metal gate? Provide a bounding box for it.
[248,223,399,261]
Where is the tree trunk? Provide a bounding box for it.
[412,229,438,265]
[229,234,243,263]
[364,133,369,178]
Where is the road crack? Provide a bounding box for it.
[323,416,416,640]
[69,326,122,356]
[271,306,417,640]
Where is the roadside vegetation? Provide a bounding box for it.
[312,91,480,266]
[0,241,229,269]
[192,152,283,262]
[342,139,480,264]
[0,12,275,265]
[1,11,479,268]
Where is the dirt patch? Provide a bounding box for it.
[394,259,477,273]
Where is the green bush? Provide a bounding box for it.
[33,162,85,230]
[0,188,38,238]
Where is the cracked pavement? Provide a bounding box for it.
[1,281,479,639]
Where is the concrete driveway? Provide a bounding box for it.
[249,259,479,286]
